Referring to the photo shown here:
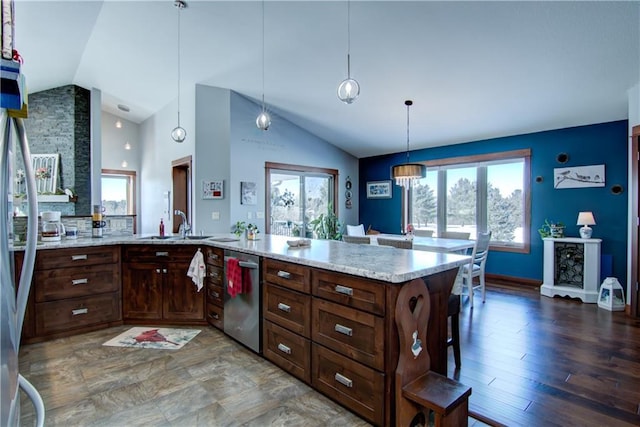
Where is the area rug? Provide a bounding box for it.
[103,327,201,350]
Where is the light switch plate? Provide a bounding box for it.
[247,212,253,219]
[211,211,220,220]
[256,211,264,219]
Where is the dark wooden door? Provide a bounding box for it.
[635,126,639,317]
[163,260,204,321]
[122,262,163,320]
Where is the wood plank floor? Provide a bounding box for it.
[452,284,640,427]
[18,284,640,426]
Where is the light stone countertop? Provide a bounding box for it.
[13,233,471,284]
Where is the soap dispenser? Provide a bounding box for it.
[159,218,165,237]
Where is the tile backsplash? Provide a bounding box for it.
[13,215,136,241]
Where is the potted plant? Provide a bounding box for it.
[538,219,565,238]
[310,203,342,241]
[246,223,260,240]
[233,221,246,237]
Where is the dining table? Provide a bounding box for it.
[369,234,475,254]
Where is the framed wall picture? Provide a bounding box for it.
[241,181,257,205]
[202,180,224,199]
[554,164,605,189]
[366,180,392,199]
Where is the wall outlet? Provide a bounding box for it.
[247,212,253,219]
[256,211,264,219]
[211,211,220,220]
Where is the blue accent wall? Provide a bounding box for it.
[359,120,628,283]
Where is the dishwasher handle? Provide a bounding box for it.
[224,255,259,269]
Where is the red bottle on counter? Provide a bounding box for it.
[159,219,165,237]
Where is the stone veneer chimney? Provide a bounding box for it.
[25,85,91,215]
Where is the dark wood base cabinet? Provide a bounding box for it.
[122,245,205,324]
[204,247,224,330]
[21,246,122,343]
[262,258,459,427]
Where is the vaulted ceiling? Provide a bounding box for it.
[14,1,640,158]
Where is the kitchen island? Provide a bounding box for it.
[15,234,470,426]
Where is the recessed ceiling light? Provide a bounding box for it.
[121,160,128,168]
[124,142,131,150]
[117,104,130,112]
[115,120,122,129]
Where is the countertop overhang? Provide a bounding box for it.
[13,234,471,284]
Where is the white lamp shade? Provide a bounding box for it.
[576,212,596,226]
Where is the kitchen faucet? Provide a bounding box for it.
[174,209,191,238]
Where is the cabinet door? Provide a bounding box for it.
[122,262,163,320]
[163,261,205,321]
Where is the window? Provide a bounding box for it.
[101,169,136,215]
[410,149,530,252]
[265,162,338,238]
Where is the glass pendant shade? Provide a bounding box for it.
[391,99,425,188]
[256,110,271,131]
[337,76,360,104]
[171,125,186,143]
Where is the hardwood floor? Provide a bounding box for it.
[18,284,640,426]
[453,284,640,427]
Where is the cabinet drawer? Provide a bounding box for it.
[206,282,224,306]
[206,302,223,330]
[264,321,310,384]
[312,343,384,426]
[35,263,120,302]
[312,270,385,316]
[263,259,310,293]
[207,265,223,285]
[264,283,311,338]
[205,247,223,267]
[312,298,384,371]
[35,293,121,335]
[36,246,119,270]
[123,245,196,263]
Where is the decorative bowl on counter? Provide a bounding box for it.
[287,239,311,248]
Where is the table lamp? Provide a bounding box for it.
[576,211,596,239]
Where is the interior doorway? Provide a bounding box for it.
[172,156,192,234]
[632,126,639,318]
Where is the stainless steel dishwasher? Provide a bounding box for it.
[223,250,262,353]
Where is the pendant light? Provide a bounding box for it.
[391,100,426,187]
[171,0,187,143]
[256,0,271,131]
[337,0,360,104]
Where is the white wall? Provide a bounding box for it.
[101,111,140,172]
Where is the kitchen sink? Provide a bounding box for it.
[148,235,179,240]
[207,237,240,242]
[183,235,214,240]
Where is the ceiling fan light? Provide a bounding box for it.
[171,126,187,142]
[337,78,360,104]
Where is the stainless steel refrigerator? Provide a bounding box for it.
[1,113,44,425]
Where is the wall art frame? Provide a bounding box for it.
[202,180,224,199]
[554,164,605,189]
[366,180,392,199]
[240,181,257,205]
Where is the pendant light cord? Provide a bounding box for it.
[176,1,182,126]
[261,0,266,112]
[346,0,351,78]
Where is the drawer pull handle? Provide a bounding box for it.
[277,271,291,279]
[335,285,353,296]
[210,272,219,279]
[162,268,168,274]
[209,253,219,260]
[334,373,353,388]
[277,343,291,354]
[156,251,169,257]
[277,302,291,313]
[71,308,88,316]
[156,269,161,274]
[334,323,353,336]
[211,291,220,298]
[71,254,88,261]
[71,278,88,286]
[209,312,219,320]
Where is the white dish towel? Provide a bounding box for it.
[187,248,205,292]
